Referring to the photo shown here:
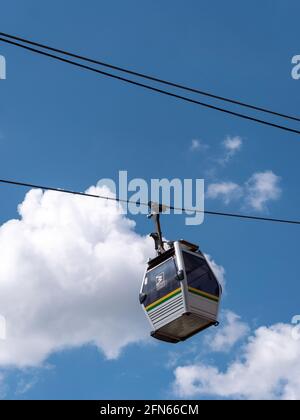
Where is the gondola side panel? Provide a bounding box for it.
[141,257,185,330]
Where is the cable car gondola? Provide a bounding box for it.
[139,203,222,343]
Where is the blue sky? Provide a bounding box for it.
[0,0,300,400]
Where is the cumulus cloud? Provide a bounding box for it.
[206,171,282,211]
[0,185,153,367]
[173,322,300,400]
[206,182,243,205]
[206,311,249,352]
[190,139,209,152]
[245,171,282,212]
[218,136,243,165]
[15,374,40,396]
[204,254,226,292]
[0,314,6,340]
[223,136,242,153]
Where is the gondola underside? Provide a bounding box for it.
[146,289,219,343]
[151,313,216,343]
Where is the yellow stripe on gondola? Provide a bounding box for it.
[188,286,219,302]
[146,288,182,312]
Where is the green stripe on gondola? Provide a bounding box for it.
[188,287,219,302]
[146,288,182,312]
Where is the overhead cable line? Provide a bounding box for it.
[1,31,299,123]
[0,178,299,226]
[0,37,300,135]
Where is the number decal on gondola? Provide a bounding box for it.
[155,272,166,291]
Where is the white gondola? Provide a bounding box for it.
[139,204,222,343]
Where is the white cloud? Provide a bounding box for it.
[202,135,243,180]
[0,314,6,340]
[0,185,154,368]
[206,182,243,205]
[206,170,282,212]
[218,136,243,165]
[173,323,300,400]
[206,311,249,353]
[15,375,40,396]
[190,139,209,152]
[245,171,282,212]
[204,254,226,292]
[223,136,243,154]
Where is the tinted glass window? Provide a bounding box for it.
[183,251,219,297]
[142,257,179,307]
